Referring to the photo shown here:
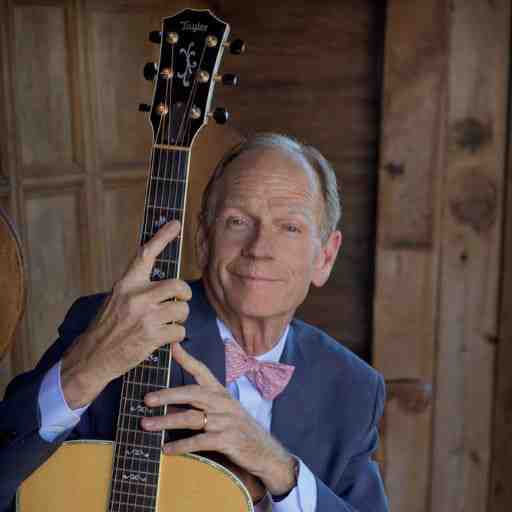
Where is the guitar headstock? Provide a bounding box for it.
[140,9,244,148]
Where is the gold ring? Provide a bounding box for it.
[202,411,208,430]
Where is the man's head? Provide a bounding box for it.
[196,133,343,327]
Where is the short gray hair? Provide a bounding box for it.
[199,133,342,242]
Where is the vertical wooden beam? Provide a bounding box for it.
[374,1,448,510]
[431,2,510,512]
[490,71,512,511]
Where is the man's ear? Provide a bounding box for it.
[312,230,343,288]
[195,221,209,270]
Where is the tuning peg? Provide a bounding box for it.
[149,31,162,44]
[144,62,158,81]
[224,38,246,55]
[215,73,239,87]
[138,103,151,112]
[210,107,229,124]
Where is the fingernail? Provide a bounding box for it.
[142,418,154,429]
[145,394,158,406]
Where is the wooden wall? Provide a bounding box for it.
[374,1,511,511]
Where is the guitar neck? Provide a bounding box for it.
[110,145,191,510]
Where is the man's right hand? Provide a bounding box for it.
[61,220,191,409]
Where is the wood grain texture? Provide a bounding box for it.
[24,189,88,367]
[373,1,448,510]
[213,0,383,357]
[430,2,510,512]
[490,72,512,511]
[12,4,81,174]
[377,0,447,248]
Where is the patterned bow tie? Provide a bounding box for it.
[224,339,295,401]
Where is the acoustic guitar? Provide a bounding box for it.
[18,9,253,511]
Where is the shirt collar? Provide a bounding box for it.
[216,318,290,363]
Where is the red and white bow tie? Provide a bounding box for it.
[224,339,295,401]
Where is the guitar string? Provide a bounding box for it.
[114,30,213,511]
[113,37,172,510]
[160,38,209,433]
[110,98,164,512]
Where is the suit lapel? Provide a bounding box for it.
[181,280,226,386]
[270,324,317,453]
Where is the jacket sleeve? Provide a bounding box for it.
[315,374,389,511]
[0,294,107,512]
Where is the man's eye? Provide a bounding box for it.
[226,216,247,228]
[283,224,300,233]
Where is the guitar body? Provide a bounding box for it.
[17,441,253,511]
[0,206,26,361]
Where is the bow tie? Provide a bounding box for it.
[224,339,295,401]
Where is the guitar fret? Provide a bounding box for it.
[110,500,156,511]
[123,380,167,388]
[144,205,183,212]
[116,441,163,452]
[116,426,163,435]
[150,176,186,183]
[114,467,160,477]
[116,454,160,464]
[153,144,190,152]
[154,256,178,264]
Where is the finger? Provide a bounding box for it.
[145,279,192,304]
[163,432,222,455]
[171,342,223,388]
[155,323,187,347]
[141,408,209,431]
[151,300,189,325]
[130,221,181,278]
[145,384,212,410]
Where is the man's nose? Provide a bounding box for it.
[242,223,275,259]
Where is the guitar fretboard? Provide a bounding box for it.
[109,147,189,511]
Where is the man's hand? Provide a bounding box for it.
[61,221,191,409]
[141,343,297,497]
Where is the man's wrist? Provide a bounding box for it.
[261,453,298,497]
[61,347,105,409]
[270,457,299,502]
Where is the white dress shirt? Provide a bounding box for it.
[37,319,317,511]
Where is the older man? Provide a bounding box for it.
[0,134,388,511]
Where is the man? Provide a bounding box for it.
[0,133,388,511]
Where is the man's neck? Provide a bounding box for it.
[203,281,292,356]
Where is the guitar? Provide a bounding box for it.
[0,206,26,362]
[17,9,252,512]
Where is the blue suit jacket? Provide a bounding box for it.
[0,280,388,511]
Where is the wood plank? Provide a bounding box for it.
[490,54,512,510]
[24,188,88,367]
[214,0,383,357]
[12,3,80,174]
[430,1,510,511]
[373,0,448,510]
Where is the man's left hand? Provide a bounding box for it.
[141,342,297,496]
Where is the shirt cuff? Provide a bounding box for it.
[38,360,90,442]
[271,458,317,511]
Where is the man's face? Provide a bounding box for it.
[198,147,341,323]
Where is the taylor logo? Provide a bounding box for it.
[180,20,208,32]
[177,42,197,87]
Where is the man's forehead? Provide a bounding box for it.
[221,146,319,192]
